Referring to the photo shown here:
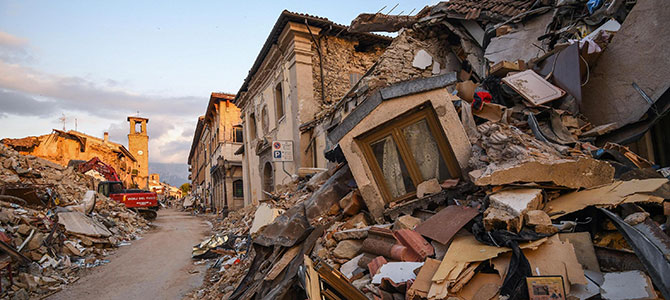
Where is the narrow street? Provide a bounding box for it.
[49,209,210,300]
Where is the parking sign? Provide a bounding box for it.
[272,141,293,162]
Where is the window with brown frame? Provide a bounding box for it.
[233,126,243,143]
[356,103,461,203]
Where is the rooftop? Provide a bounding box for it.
[234,10,394,104]
[430,0,536,22]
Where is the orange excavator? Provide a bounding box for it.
[75,157,158,219]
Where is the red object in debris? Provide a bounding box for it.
[367,256,388,276]
[0,232,11,244]
[109,192,158,209]
[472,91,492,111]
[393,229,434,260]
[77,157,120,182]
[415,205,479,245]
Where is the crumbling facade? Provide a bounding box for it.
[1,128,139,188]
[188,93,245,212]
[233,11,391,206]
[188,116,207,208]
[187,1,670,300]
[206,93,244,211]
[148,173,182,198]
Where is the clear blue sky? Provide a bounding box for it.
[0,0,432,163]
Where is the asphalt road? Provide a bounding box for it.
[49,209,210,300]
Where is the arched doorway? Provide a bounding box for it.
[263,161,274,199]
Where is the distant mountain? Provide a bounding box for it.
[148,162,189,187]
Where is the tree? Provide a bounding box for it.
[179,183,191,194]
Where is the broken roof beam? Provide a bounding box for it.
[349,13,417,33]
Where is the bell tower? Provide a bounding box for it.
[128,116,149,189]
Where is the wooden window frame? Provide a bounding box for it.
[356,103,461,204]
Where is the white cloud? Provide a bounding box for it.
[0,32,206,164]
[0,31,28,49]
[0,30,31,63]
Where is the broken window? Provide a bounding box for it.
[233,126,243,143]
[233,179,243,198]
[274,82,284,121]
[357,104,461,203]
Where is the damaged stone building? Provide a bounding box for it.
[188,93,244,212]
[232,10,392,205]
[188,116,207,205]
[188,0,670,299]
[1,115,150,189]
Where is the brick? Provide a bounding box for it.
[393,229,434,260]
[367,256,388,276]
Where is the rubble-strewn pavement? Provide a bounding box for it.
[0,144,150,299]
[183,0,670,299]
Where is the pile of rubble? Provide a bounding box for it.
[0,144,150,299]
[185,170,336,299]
[216,138,668,300]
[193,0,670,298]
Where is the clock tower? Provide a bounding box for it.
[128,116,149,189]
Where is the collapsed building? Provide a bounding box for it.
[232,10,392,206]
[1,115,152,189]
[195,0,669,299]
[0,144,150,299]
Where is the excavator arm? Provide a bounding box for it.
[77,157,121,182]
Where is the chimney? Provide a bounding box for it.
[104,132,109,143]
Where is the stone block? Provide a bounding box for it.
[416,178,441,198]
[524,210,557,234]
[333,240,363,259]
[489,188,542,217]
[343,213,369,230]
[484,207,521,232]
[393,215,422,231]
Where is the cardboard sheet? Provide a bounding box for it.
[407,258,441,299]
[559,232,600,272]
[491,235,586,294]
[432,235,547,283]
[548,179,668,218]
[454,273,502,300]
